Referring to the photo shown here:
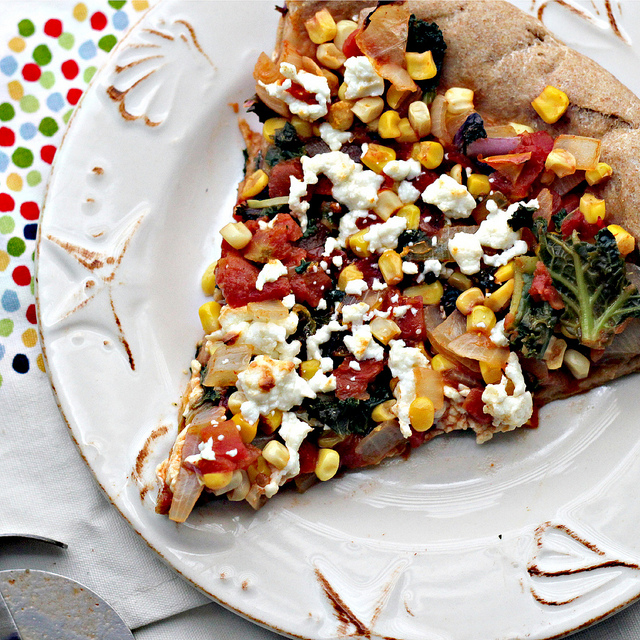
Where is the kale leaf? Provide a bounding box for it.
[453,112,486,154]
[245,94,280,123]
[535,219,640,349]
[265,122,305,167]
[551,207,569,233]
[295,259,311,274]
[397,229,429,251]
[406,16,446,91]
[508,203,537,232]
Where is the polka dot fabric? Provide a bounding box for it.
[0,1,153,389]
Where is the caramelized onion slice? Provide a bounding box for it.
[553,135,601,171]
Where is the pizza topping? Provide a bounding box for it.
[342,56,385,99]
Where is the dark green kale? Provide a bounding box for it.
[406,15,446,91]
[265,122,305,167]
[245,94,280,123]
[551,208,569,233]
[535,218,640,349]
[472,266,499,295]
[397,229,429,251]
[440,285,460,315]
[453,112,486,154]
[295,259,311,274]
[508,203,537,232]
[234,203,285,221]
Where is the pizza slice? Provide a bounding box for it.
[156,0,640,522]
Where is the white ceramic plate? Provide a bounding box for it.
[36,2,640,638]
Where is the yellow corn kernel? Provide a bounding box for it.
[300,359,321,381]
[338,264,364,290]
[305,8,337,44]
[580,193,606,223]
[543,336,567,370]
[494,261,515,283]
[317,432,346,448]
[485,278,515,313]
[338,81,349,101]
[316,42,346,69]
[545,148,577,178]
[396,117,419,143]
[261,409,283,435]
[467,305,496,335]
[370,316,401,345]
[409,396,435,432]
[198,301,222,333]
[431,353,455,372]
[408,101,431,138]
[290,116,313,139]
[386,85,411,110]
[327,100,354,131]
[334,19,358,50]
[351,96,385,124]
[448,271,473,291]
[466,174,491,199]
[396,204,420,230]
[202,471,234,491]
[607,224,636,256]
[585,162,613,186]
[232,413,258,444]
[361,143,396,173]
[348,228,371,257]
[262,117,288,143]
[378,110,402,139]
[444,87,474,115]
[531,85,569,124]
[227,390,247,415]
[240,169,269,200]
[411,140,444,170]
[247,456,270,483]
[315,448,340,481]
[262,440,290,470]
[564,348,590,380]
[480,361,503,385]
[201,260,218,295]
[405,50,437,81]
[449,163,464,184]
[403,281,444,305]
[374,190,403,221]
[378,250,404,285]
[510,122,535,135]
[220,221,252,250]
[371,399,396,422]
[455,287,484,315]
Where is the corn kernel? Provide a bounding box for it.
[305,8,337,44]
[378,110,402,139]
[564,349,590,380]
[201,260,218,295]
[202,471,234,491]
[371,399,396,422]
[327,100,355,131]
[228,471,250,502]
[510,122,535,134]
[348,228,371,257]
[580,193,606,224]
[409,396,435,432]
[361,143,396,173]
[315,448,340,481]
[531,85,569,124]
[261,409,283,435]
[317,432,346,448]
[316,42,346,69]
[386,85,411,110]
[374,190,403,221]
[351,97,385,124]
[334,19,358,50]
[300,359,321,381]
[405,51,437,81]
[262,440,290,470]
[585,162,613,186]
[396,204,420,230]
[403,281,444,305]
[449,163,464,184]
[247,456,270,483]
[466,174,491,199]
[290,115,313,139]
[485,278,515,313]
[198,301,222,333]
[608,224,636,256]
[338,81,349,101]
[448,271,473,291]
[431,353,455,371]
[240,169,269,200]
[370,316,401,345]
[395,118,418,143]
[232,413,258,444]
[263,117,288,143]
[480,361,503,385]
[467,305,496,334]
[444,87,474,115]
[408,101,431,138]
[411,140,444,170]
[220,221,252,250]
[378,250,404,285]
[543,336,567,370]
[338,264,364,290]
[545,148,576,178]
[455,287,484,315]
[227,390,247,415]
[494,261,515,283]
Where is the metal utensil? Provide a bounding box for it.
[0,590,21,640]
[0,535,67,549]
[0,570,135,640]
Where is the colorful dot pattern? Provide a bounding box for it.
[0,1,154,389]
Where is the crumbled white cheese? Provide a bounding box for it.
[482,353,533,432]
[402,262,419,275]
[237,356,315,424]
[308,370,337,393]
[392,305,411,318]
[344,278,369,295]
[319,122,353,151]
[416,259,442,283]
[363,216,407,253]
[371,278,387,291]
[398,180,421,204]
[323,236,340,257]
[343,56,385,99]
[306,320,345,362]
[317,299,327,310]
[255,259,288,291]
[422,174,476,219]
[184,436,217,465]
[259,62,330,122]
[341,302,370,325]
[332,255,343,268]
[383,159,422,182]
[349,361,362,371]
[448,232,484,275]
[282,294,296,309]
[490,319,510,347]
[344,324,384,361]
